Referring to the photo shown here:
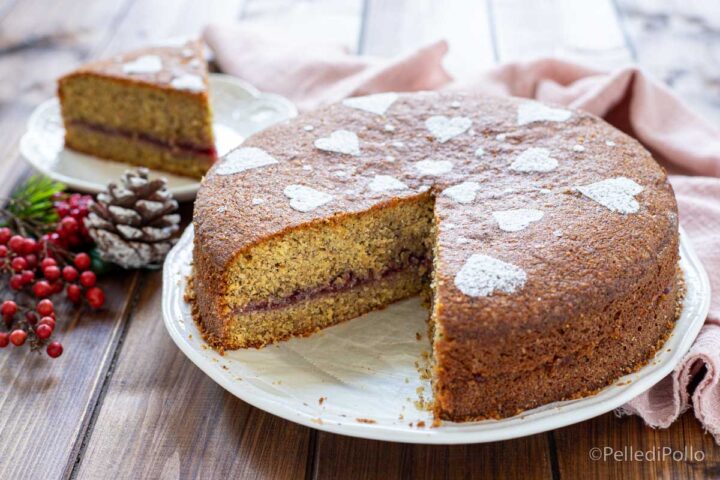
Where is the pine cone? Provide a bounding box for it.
[85,168,180,269]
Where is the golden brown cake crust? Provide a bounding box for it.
[59,39,210,97]
[191,92,680,420]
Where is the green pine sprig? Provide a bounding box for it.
[1,176,66,237]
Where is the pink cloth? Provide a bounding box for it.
[204,24,720,441]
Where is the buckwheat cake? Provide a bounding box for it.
[58,39,215,179]
[189,92,681,421]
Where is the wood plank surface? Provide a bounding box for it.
[74,272,312,479]
[0,0,718,478]
[0,1,146,479]
[487,0,720,478]
[0,0,250,478]
[71,2,361,479]
[0,269,139,480]
[304,5,554,479]
[0,0,135,196]
[554,411,720,479]
[313,434,554,480]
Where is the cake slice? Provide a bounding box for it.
[58,40,216,179]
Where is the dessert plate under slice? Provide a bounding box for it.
[19,74,297,201]
[162,226,710,444]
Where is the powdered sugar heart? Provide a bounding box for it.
[368,175,408,192]
[283,185,334,212]
[415,159,453,176]
[170,74,204,92]
[510,148,558,173]
[492,209,544,232]
[216,147,278,176]
[455,254,527,297]
[122,55,163,74]
[442,181,480,204]
[314,130,360,156]
[517,102,572,125]
[576,177,644,214]
[342,93,398,115]
[425,116,472,143]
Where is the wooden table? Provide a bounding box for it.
[1,1,718,478]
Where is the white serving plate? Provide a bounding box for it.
[19,74,297,201]
[162,226,710,444]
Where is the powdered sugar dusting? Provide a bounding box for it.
[251,198,265,206]
[492,209,544,232]
[572,145,585,152]
[442,182,481,204]
[170,74,204,92]
[576,177,644,214]
[415,159,453,176]
[122,55,163,74]
[517,102,572,125]
[455,254,527,297]
[425,116,472,143]
[283,185,333,212]
[510,148,558,172]
[342,93,398,115]
[216,147,278,176]
[368,175,408,193]
[474,147,485,157]
[314,130,360,156]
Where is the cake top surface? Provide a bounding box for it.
[63,38,209,94]
[194,92,677,335]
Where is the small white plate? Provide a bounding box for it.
[19,74,297,201]
[162,227,710,444]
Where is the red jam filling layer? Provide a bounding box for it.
[69,120,217,158]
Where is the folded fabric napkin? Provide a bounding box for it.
[204,23,720,442]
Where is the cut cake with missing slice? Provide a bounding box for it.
[191,92,682,422]
[57,39,216,179]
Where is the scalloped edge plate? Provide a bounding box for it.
[162,226,710,444]
[19,74,297,201]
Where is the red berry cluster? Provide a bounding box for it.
[0,299,63,358]
[0,229,105,308]
[0,224,106,359]
[51,192,94,248]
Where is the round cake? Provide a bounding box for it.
[190,92,681,421]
